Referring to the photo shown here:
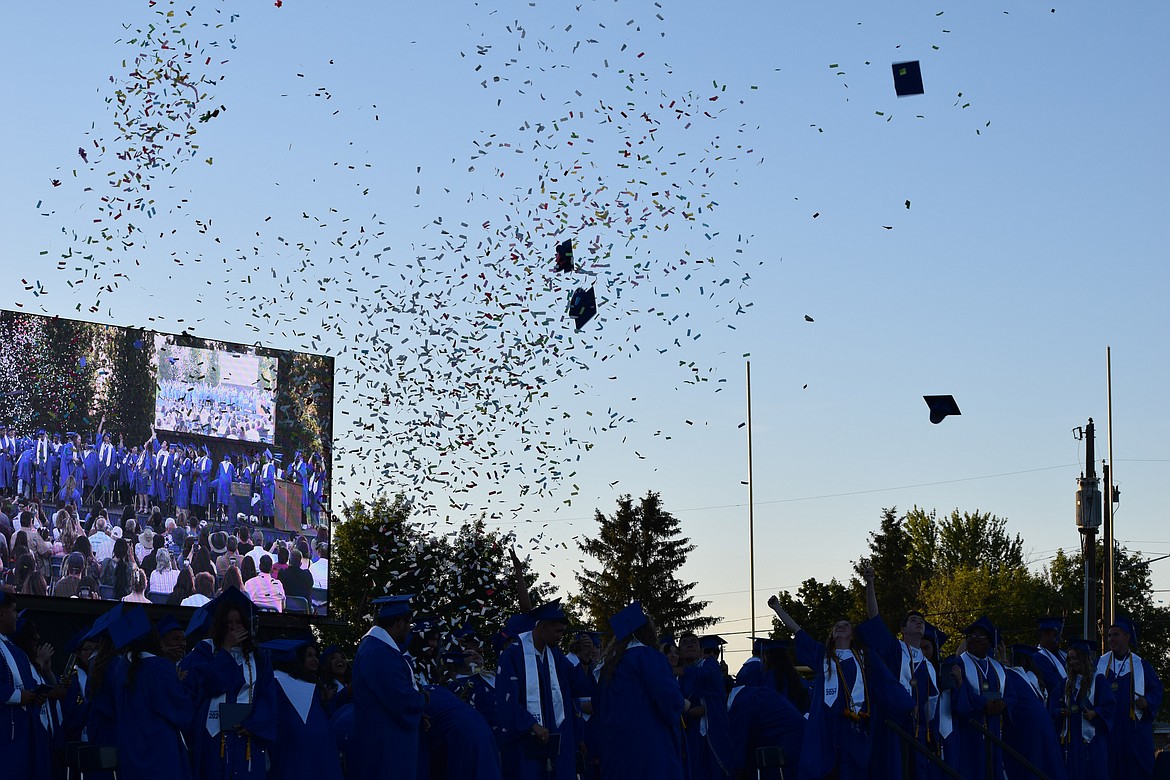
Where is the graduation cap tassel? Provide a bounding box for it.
[220,733,226,759]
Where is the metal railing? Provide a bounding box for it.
[965,717,1051,780]
[882,719,963,780]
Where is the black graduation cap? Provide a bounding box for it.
[554,239,574,273]
[892,60,924,97]
[567,287,597,330]
[923,395,961,424]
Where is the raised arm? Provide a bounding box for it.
[864,564,879,619]
[767,594,803,634]
[509,546,534,614]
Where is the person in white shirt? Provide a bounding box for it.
[149,548,179,595]
[181,571,215,608]
[309,543,329,589]
[88,516,115,562]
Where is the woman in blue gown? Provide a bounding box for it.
[424,684,503,779]
[180,588,278,780]
[1058,640,1115,780]
[595,601,685,780]
[263,639,343,780]
[1002,645,1068,780]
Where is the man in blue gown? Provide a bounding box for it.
[678,632,735,779]
[0,590,49,780]
[497,599,579,780]
[727,684,806,780]
[352,594,426,780]
[1031,616,1068,708]
[950,616,1018,779]
[1096,616,1163,780]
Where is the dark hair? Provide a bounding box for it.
[191,546,214,577]
[209,601,254,656]
[901,611,925,629]
[277,546,289,565]
[765,647,811,713]
[194,571,215,596]
[72,535,93,558]
[222,565,244,593]
[152,533,165,551]
[601,617,658,685]
[226,536,237,552]
[259,555,273,574]
[87,634,116,697]
[113,538,129,561]
[241,556,257,582]
[125,628,161,692]
[168,567,196,605]
[20,510,33,528]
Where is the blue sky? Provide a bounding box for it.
[2,1,1167,658]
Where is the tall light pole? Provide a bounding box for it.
[746,360,756,640]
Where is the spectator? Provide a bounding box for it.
[309,543,329,589]
[59,509,84,556]
[271,545,290,578]
[244,530,268,568]
[5,539,32,587]
[220,564,244,595]
[164,517,184,558]
[240,555,258,584]
[184,571,215,608]
[149,549,179,595]
[278,549,314,605]
[12,553,47,595]
[135,527,154,564]
[123,568,150,603]
[143,532,166,580]
[167,565,196,606]
[190,542,215,579]
[88,516,115,562]
[51,553,86,597]
[19,511,53,580]
[243,554,285,612]
[71,535,102,582]
[215,535,241,577]
[110,538,135,600]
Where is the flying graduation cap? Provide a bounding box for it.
[924,395,961,424]
[554,239,574,273]
[892,60,925,96]
[567,287,597,330]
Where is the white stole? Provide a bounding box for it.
[205,643,256,735]
[960,653,1006,698]
[727,684,746,711]
[1008,666,1045,700]
[823,649,866,713]
[1036,646,1068,679]
[0,636,26,706]
[1061,674,1099,742]
[519,631,566,728]
[273,671,315,724]
[1097,651,1147,721]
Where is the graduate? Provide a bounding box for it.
[446,643,502,746]
[319,645,353,718]
[12,610,68,774]
[82,604,124,780]
[857,566,941,779]
[213,453,236,520]
[0,424,16,495]
[259,452,276,527]
[496,599,579,780]
[58,629,98,743]
[567,630,602,780]
[1031,616,1068,707]
[726,683,806,780]
[15,443,35,501]
[352,594,427,780]
[1095,616,1162,780]
[769,595,912,780]
[677,632,735,779]
[734,637,768,688]
[1002,644,1067,780]
[948,616,1018,780]
[34,430,52,500]
[175,449,194,514]
[594,601,685,780]
[180,587,279,780]
[424,683,503,780]
[1058,638,1114,780]
[0,590,49,780]
[111,606,196,780]
[193,446,213,519]
[262,639,343,780]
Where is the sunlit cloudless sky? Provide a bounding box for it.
[2,1,1167,657]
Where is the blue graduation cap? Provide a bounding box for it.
[14,609,30,636]
[1009,643,1038,663]
[261,638,311,664]
[185,607,213,639]
[1067,637,1094,656]
[1037,616,1064,634]
[452,622,478,639]
[505,612,536,637]
[658,634,677,649]
[963,616,999,646]
[36,428,46,436]
[575,630,602,648]
[699,635,728,652]
[610,602,648,642]
[320,644,343,662]
[201,587,258,628]
[529,598,568,625]
[413,614,438,633]
[65,627,96,654]
[156,615,184,638]
[922,621,948,650]
[372,594,414,620]
[109,607,152,650]
[1112,616,1139,645]
[85,604,123,641]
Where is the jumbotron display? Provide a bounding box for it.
[0,310,334,614]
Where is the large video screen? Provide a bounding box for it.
[154,336,279,445]
[0,310,334,614]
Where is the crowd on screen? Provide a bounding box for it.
[154,378,275,444]
[0,420,328,527]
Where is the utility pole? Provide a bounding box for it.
[746,360,756,640]
[1074,419,1101,644]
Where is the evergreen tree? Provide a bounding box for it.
[96,327,154,444]
[851,506,927,628]
[321,495,556,655]
[573,491,715,636]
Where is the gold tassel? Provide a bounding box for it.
[220,733,226,759]
[246,736,252,762]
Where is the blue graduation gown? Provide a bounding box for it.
[59,669,89,743]
[193,457,212,507]
[424,684,502,780]
[260,465,275,516]
[497,636,578,780]
[950,653,1018,780]
[182,641,278,780]
[1002,669,1067,780]
[734,657,765,688]
[330,703,356,780]
[113,653,196,780]
[680,657,734,779]
[176,459,193,510]
[352,629,425,780]
[595,643,685,780]
[570,662,600,780]
[1031,648,1067,707]
[214,462,235,506]
[1059,674,1115,780]
[269,672,343,780]
[0,436,16,489]
[1099,652,1162,780]
[855,616,940,779]
[84,658,121,780]
[0,634,41,780]
[727,685,805,780]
